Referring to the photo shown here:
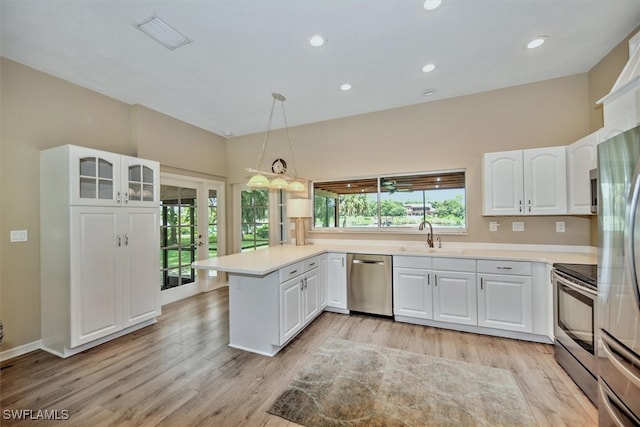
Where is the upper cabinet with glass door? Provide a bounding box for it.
[122,157,159,207]
[68,145,159,207]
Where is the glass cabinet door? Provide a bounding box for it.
[122,157,159,207]
[70,146,121,206]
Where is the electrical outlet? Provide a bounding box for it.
[512,222,524,232]
[556,221,566,233]
[489,221,499,232]
[10,230,28,242]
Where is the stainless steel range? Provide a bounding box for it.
[552,262,598,406]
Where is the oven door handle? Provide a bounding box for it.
[600,332,640,390]
[553,273,597,297]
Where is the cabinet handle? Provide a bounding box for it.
[304,277,308,289]
[117,235,122,247]
[125,192,129,204]
[480,277,484,290]
[289,269,298,275]
[300,279,304,290]
[435,274,438,286]
[342,258,344,268]
[519,200,522,213]
[309,262,316,267]
[124,234,129,246]
[528,200,532,212]
[117,191,121,204]
[497,266,512,270]
[427,274,430,286]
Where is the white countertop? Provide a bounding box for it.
[192,242,597,276]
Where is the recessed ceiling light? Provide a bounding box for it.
[135,15,192,50]
[526,36,549,50]
[423,0,443,11]
[422,63,437,73]
[308,34,326,47]
[340,83,352,91]
[421,89,436,97]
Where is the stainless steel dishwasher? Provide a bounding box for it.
[347,253,393,316]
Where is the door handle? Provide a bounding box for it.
[626,161,640,310]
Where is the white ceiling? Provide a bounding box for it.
[2,1,640,137]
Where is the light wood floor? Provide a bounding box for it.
[1,287,597,426]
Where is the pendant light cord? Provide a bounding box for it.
[255,95,278,170]
[255,92,299,177]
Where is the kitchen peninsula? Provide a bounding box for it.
[192,242,595,356]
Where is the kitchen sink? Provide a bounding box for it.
[399,246,466,255]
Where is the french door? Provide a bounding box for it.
[160,174,225,305]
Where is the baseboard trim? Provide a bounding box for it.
[0,340,42,362]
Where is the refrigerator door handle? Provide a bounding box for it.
[600,332,640,390]
[626,162,640,311]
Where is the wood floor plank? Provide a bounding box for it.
[0,287,596,426]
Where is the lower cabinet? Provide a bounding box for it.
[432,258,477,326]
[393,256,543,341]
[279,262,319,345]
[393,256,432,319]
[319,254,328,309]
[477,261,533,333]
[327,252,347,310]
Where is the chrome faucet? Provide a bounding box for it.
[418,220,434,248]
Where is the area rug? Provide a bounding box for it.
[267,338,538,427]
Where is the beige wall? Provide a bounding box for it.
[588,25,640,133]
[228,74,593,246]
[132,104,227,177]
[0,58,226,352]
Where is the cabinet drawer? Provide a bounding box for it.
[432,257,476,272]
[477,260,531,276]
[394,256,431,269]
[303,256,320,272]
[279,262,304,283]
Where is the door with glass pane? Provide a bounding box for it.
[160,185,197,290]
[70,146,121,206]
[160,176,225,295]
[122,157,159,208]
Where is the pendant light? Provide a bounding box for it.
[246,93,307,192]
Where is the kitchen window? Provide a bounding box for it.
[313,170,466,233]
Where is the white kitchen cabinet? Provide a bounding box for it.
[566,132,597,215]
[326,252,348,311]
[279,275,304,344]
[70,145,159,208]
[279,259,320,345]
[483,146,567,215]
[477,260,532,333]
[303,268,319,323]
[40,145,161,358]
[432,258,477,326]
[319,254,328,309]
[393,256,433,320]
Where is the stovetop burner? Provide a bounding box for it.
[553,263,597,288]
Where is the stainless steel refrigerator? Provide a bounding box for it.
[598,124,640,426]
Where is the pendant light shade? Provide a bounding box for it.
[287,180,306,193]
[269,177,289,189]
[247,174,270,188]
[245,93,308,192]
